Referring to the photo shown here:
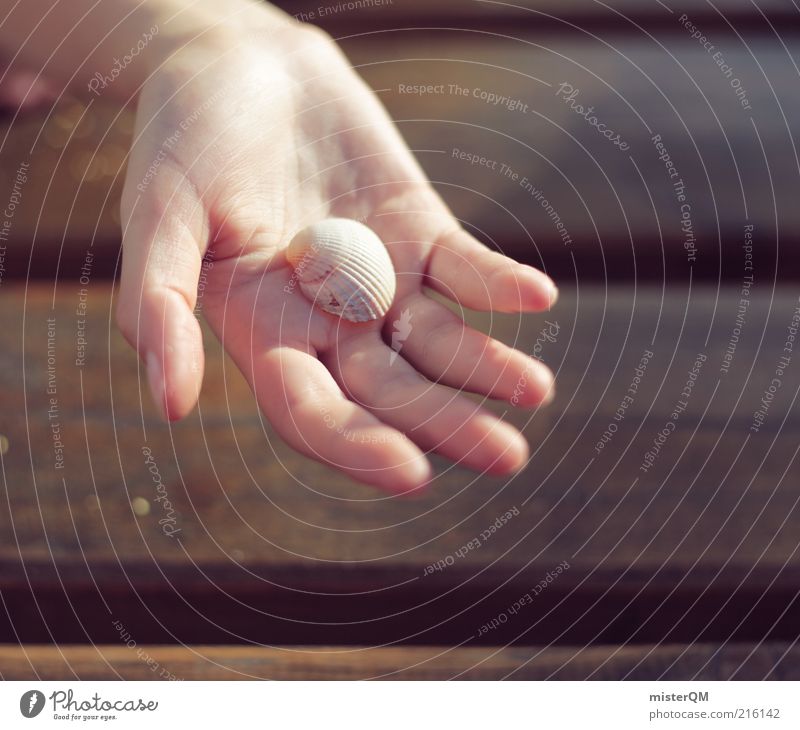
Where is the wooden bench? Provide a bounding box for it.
[4,0,800,282]
[2,284,799,678]
[1,0,799,680]
[3,643,799,680]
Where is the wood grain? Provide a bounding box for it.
[1,283,799,651]
[1,642,798,680]
[277,0,799,29]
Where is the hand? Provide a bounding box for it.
[116,7,558,494]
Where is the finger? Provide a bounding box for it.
[387,293,555,406]
[326,333,530,475]
[116,168,207,421]
[427,227,558,312]
[251,345,432,494]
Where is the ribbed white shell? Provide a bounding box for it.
[285,218,396,322]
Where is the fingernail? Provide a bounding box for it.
[394,457,433,498]
[492,421,530,473]
[408,456,433,486]
[146,351,168,421]
[533,364,556,407]
[547,280,559,310]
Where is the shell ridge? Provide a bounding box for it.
[285,218,396,322]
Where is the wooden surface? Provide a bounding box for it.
[1,283,799,655]
[2,4,799,280]
[2,642,799,680]
[1,0,798,683]
[279,0,797,27]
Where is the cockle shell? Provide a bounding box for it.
[285,218,396,322]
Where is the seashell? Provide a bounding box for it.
[285,218,396,323]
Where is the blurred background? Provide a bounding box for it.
[5,0,799,282]
[2,0,800,680]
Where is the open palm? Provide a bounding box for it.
[117,20,556,493]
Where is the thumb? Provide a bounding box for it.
[116,167,208,421]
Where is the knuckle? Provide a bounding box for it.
[294,24,349,67]
[422,318,457,360]
[296,22,335,48]
[486,252,514,284]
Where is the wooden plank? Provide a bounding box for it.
[1,642,798,680]
[276,0,798,29]
[1,27,799,280]
[0,101,127,280]
[1,283,799,647]
[347,33,799,280]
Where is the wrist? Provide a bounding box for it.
[97,0,269,99]
[0,0,300,102]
